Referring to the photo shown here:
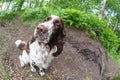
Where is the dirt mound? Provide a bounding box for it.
[48,28,118,80]
[1,20,118,80]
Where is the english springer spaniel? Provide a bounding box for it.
[15,15,66,76]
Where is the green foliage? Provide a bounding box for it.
[99,27,119,54]
[114,70,120,80]
[59,9,102,30]
[0,10,17,22]
[21,7,50,23]
[84,76,90,80]
[0,2,2,7]
[48,0,100,13]
[115,77,120,80]
[90,30,96,39]
[115,27,120,38]
[2,70,10,79]
[16,0,25,11]
[48,0,80,10]
[59,8,119,56]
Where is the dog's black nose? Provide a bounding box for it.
[37,25,48,33]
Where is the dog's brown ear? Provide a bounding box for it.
[53,41,64,57]
[60,18,66,37]
[48,18,66,57]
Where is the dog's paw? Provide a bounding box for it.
[20,62,25,67]
[19,56,25,67]
[54,46,57,53]
[49,46,57,54]
[31,67,36,72]
[40,71,45,76]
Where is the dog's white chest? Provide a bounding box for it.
[29,41,53,68]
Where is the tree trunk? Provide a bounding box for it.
[99,0,106,20]
[1,0,4,11]
[7,1,11,10]
[17,0,25,11]
[39,0,44,7]
[113,19,118,31]
[35,0,39,7]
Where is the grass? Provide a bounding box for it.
[0,27,8,79]
[114,70,120,80]
[21,69,48,80]
[1,70,10,79]
[84,76,90,80]
[32,72,45,79]
[115,76,120,80]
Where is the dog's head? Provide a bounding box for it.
[34,15,66,44]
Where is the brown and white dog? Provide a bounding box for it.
[15,15,66,76]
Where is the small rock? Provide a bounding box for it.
[30,74,32,77]
[66,76,75,80]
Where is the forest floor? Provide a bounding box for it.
[0,19,119,80]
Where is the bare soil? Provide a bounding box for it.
[0,19,119,80]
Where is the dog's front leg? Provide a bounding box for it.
[49,46,57,54]
[39,68,45,76]
[19,55,25,67]
[30,60,36,72]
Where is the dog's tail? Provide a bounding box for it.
[15,40,26,50]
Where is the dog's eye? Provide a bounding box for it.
[54,20,61,28]
[44,17,52,22]
[56,23,60,27]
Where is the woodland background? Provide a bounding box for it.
[0,0,120,79]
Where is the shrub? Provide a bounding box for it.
[21,7,50,23]
[0,10,17,22]
[59,8,119,56]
